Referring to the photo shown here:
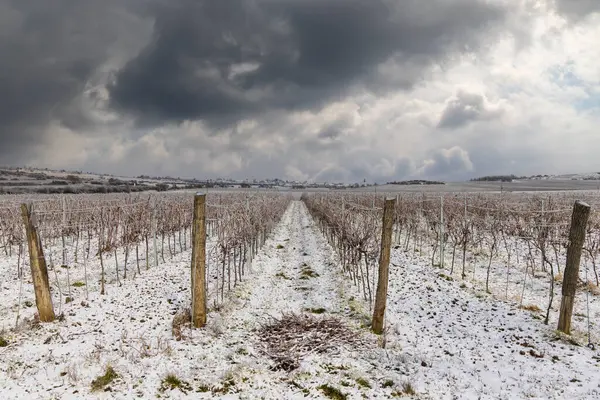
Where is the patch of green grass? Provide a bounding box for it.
[318,384,347,400]
[60,265,69,269]
[348,297,357,312]
[300,265,319,279]
[305,307,326,314]
[196,385,210,393]
[276,244,285,249]
[382,380,394,388]
[0,337,8,347]
[348,297,370,324]
[294,371,313,380]
[403,381,416,395]
[236,347,249,355]
[356,377,371,388]
[438,273,453,281]
[65,297,73,304]
[212,378,236,394]
[400,381,416,395]
[391,380,417,397]
[91,365,119,392]
[349,297,367,314]
[159,374,192,394]
[72,281,86,287]
[275,272,291,280]
[322,364,350,373]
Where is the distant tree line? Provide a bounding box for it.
[470,175,524,182]
[386,180,445,185]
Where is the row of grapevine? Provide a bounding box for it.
[303,193,384,307]
[303,191,600,342]
[0,192,290,328]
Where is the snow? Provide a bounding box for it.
[384,251,600,399]
[423,234,600,346]
[1,200,599,399]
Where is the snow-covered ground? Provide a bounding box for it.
[384,250,600,399]
[399,231,600,346]
[1,201,599,399]
[0,229,197,331]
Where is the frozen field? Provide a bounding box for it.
[1,199,599,399]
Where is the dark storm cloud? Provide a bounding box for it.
[109,0,509,126]
[317,116,355,140]
[0,0,152,160]
[438,91,504,129]
[554,0,600,19]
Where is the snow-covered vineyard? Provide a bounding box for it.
[1,191,600,399]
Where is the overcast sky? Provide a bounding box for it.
[0,0,599,183]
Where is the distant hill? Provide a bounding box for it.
[550,172,600,180]
[471,172,600,182]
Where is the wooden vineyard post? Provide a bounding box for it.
[190,193,207,328]
[20,203,55,322]
[152,196,158,268]
[372,197,396,334]
[440,195,444,268]
[557,201,591,334]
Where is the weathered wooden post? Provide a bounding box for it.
[372,197,396,334]
[152,197,158,268]
[191,193,207,328]
[21,203,55,322]
[440,195,444,268]
[557,200,591,334]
